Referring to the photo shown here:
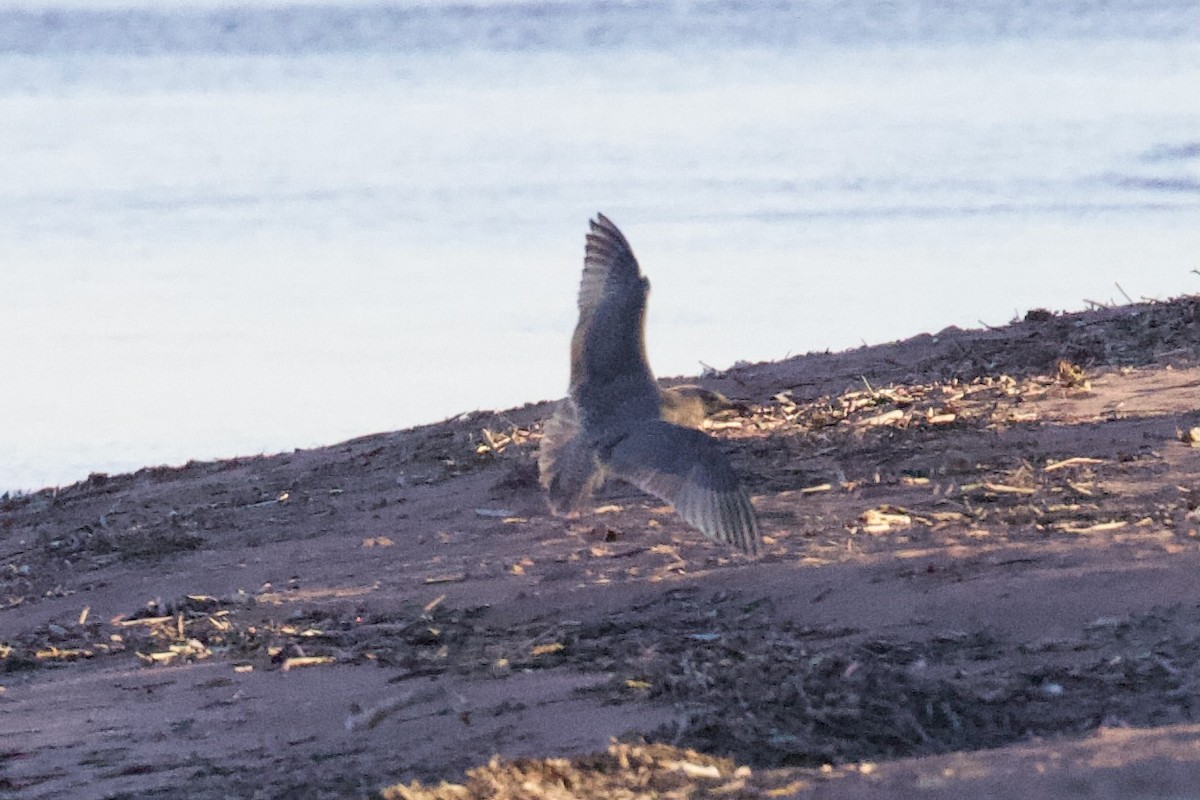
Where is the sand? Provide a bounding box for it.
[2,296,1198,799]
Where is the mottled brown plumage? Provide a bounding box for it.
[538,214,759,555]
[659,385,734,429]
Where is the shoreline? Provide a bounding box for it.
[7,293,1197,499]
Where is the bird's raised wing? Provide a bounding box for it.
[570,213,659,420]
[577,213,643,319]
[603,419,760,555]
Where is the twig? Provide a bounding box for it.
[423,573,467,584]
[114,616,174,627]
[282,655,334,671]
[1055,520,1128,534]
[1043,456,1106,472]
[960,482,1036,495]
[345,693,413,731]
[610,546,653,559]
[1114,282,1134,305]
[344,686,443,731]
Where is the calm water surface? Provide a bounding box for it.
[1,0,1198,491]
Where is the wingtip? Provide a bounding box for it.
[718,486,759,556]
[742,489,762,555]
[725,489,761,557]
[592,211,619,239]
[681,484,761,557]
[590,212,622,237]
[583,213,637,270]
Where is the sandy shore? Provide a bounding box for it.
[2,296,1198,799]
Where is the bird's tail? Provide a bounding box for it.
[538,399,602,516]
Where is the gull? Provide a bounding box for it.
[659,384,735,429]
[538,214,760,555]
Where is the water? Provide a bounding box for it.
[2,0,1198,493]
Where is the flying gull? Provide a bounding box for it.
[538,214,760,555]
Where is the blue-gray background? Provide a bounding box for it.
[2,0,1197,491]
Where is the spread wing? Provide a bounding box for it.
[569,214,658,419]
[577,213,642,320]
[603,419,760,555]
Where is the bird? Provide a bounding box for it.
[659,384,735,429]
[538,213,760,555]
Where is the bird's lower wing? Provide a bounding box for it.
[604,420,760,555]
